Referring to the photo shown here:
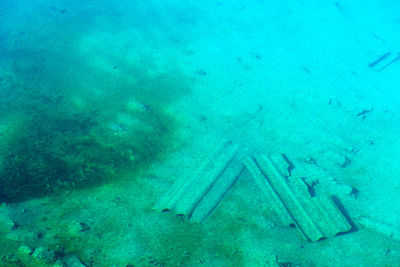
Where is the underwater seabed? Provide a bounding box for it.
[1,81,400,266]
[1,93,400,267]
[0,19,195,265]
[1,0,400,266]
[2,131,399,267]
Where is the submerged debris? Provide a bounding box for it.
[357,216,400,242]
[154,140,244,222]
[357,108,373,119]
[244,154,352,242]
[368,52,400,71]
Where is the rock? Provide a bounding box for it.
[327,177,355,196]
[265,255,280,267]
[79,222,90,232]
[126,100,149,113]
[18,245,34,255]
[324,151,347,167]
[335,183,354,196]
[32,247,56,264]
[62,254,86,267]
[54,246,66,259]
[1,254,20,265]
[68,220,90,236]
[53,259,67,267]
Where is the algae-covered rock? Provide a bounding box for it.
[0,253,21,266]
[62,254,86,267]
[52,260,66,267]
[18,245,34,256]
[32,247,56,264]
[67,220,90,236]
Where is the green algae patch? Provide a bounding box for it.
[0,3,194,203]
[0,53,189,202]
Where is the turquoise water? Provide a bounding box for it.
[0,1,400,266]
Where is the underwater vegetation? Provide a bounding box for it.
[0,88,179,203]
[0,0,195,201]
[0,48,189,203]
